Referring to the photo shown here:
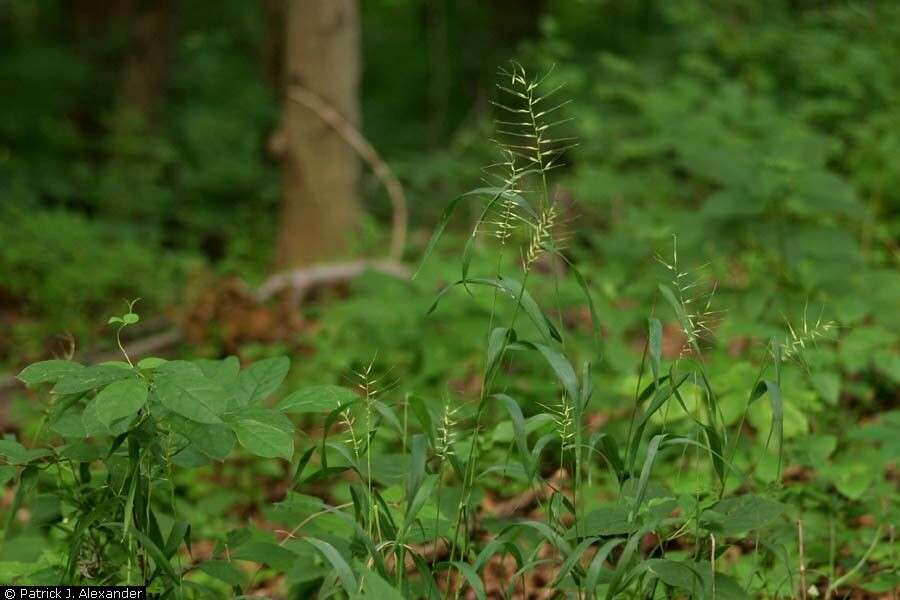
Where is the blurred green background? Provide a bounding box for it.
[1,0,897,406]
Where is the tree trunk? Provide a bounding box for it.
[260,0,286,94]
[276,0,361,268]
[117,0,172,128]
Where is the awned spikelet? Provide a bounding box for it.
[780,303,837,365]
[523,203,558,270]
[490,62,575,273]
[482,146,527,245]
[656,236,724,357]
[436,399,460,462]
[540,393,575,448]
[492,63,576,174]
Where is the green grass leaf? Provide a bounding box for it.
[648,317,662,383]
[492,394,533,477]
[429,277,561,343]
[526,342,579,403]
[359,567,404,599]
[751,379,783,473]
[448,561,486,600]
[304,537,357,594]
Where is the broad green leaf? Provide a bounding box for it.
[577,506,636,537]
[52,365,135,395]
[645,559,704,594]
[198,559,244,586]
[166,413,235,461]
[0,440,50,465]
[701,494,784,535]
[235,356,290,407]
[227,408,294,460]
[278,385,358,414]
[0,466,17,487]
[49,407,89,439]
[705,571,751,600]
[822,458,875,500]
[17,360,83,387]
[232,542,297,571]
[84,379,148,429]
[59,442,104,462]
[155,365,228,425]
[194,356,240,385]
[137,357,168,370]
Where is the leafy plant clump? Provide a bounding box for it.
[7,304,294,591]
[2,67,891,598]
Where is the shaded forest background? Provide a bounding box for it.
[1,0,897,394]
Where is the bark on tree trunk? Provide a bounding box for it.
[118,0,172,128]
[276,0,361,268]
[261,0,286,94]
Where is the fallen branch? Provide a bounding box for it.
[288,85,408,262]
[256,259,409,303]
[2,261,409,397]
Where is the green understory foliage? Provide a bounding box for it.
[2,68,896,599]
